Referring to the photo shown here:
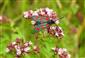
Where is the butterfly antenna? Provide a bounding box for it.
[58,16,64,20]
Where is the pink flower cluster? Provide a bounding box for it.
[23,8,57,20]
[47,26,64,38]
[6,38,39,58]
[52,47,71,58]
[23,8,64,38]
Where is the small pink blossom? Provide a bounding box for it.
[0,16,3,20]
[23,47,30,52]
[33,45,40,53]
[6,38,32,58]
[52,47,71,58]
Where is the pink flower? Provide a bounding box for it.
[24,41,32,47]
[0,16,3,20]
[47,26,64,38]
[23,47,30,52]
[23,8,64,38]
[32,11,39,16]
[23,8,58,21]
[6,38,32,58]
[33,45,40,53]
[23,10,33,18]
[23,11,29,18]
[16,49,21,56]
[52,47,71,58]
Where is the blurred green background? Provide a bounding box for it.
[0,0,85,58]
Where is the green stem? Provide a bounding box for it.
[0,0,9,14]
[75,17,85,58]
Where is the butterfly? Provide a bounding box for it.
[23,8,64,38]
[31,16,56,32]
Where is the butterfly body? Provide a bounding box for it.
[32,16,56,31]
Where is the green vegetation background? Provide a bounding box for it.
[0,0,85,58]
